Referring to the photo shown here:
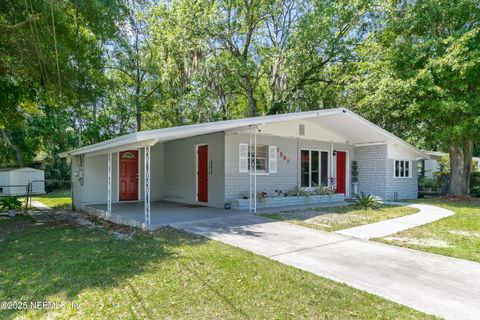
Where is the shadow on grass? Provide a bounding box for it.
[0,219,207,318]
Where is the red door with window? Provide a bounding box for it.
[336,151,346,194]
[119,150,139,201]
[197,145,208,202]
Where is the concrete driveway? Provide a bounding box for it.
[172,215,480,320]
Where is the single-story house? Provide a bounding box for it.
[419,151,480,179]
[0,167,45,196]
[59,108,427,228]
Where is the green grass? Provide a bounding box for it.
[0,219,433,319]
[0,213,35,225]
[263,205,418,232]
[376,198,480,263]
[31,189,71,209]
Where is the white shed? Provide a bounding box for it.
[0,168,45,196]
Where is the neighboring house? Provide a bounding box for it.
[0,168,45,196]
[419,151,480,179]
[59,108,427,223]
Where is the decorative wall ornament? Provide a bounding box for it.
[276,147,291,164]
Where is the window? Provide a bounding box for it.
[301,150,329,187]
[249,145,268,172]
[395,160,411,178]
[239,144,277,173]
[121,151,136,159]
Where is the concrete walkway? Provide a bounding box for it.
[173,214,480,320]
[29,201,55,223]
[30,200,53,211]
[335,203,455,240]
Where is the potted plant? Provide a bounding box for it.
[351,160,359,196]
[1,196,23,217]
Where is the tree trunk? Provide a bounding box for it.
[244,75,257,117]
[448,139,472,195]
[135,93,142,131]
[1,129,24,167]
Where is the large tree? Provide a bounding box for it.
[0,0,125,165]
[349,0,480,195]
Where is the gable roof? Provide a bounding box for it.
[59,108,427,159]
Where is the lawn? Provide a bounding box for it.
[376,198,480,263]
[0,216,433,319]
[263,205,418,232]
[30,189,71,210]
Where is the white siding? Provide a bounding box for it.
[224,133,353,201]
[163,132,225,208]
[72,143,165,209]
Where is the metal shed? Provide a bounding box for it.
[0,168,45,196]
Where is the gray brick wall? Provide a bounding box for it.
[386,159,418,199]
[354,145,418,200]
[354,145,388,199]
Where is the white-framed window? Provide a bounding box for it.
[239,144,277,174]
[250,145,268,172]
[301,149,329,187]
[394,160,411,178]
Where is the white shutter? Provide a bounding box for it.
[268,146,277,173]
[239,143,248,173]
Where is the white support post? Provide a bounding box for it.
[144,145,151,226]
[107,152,112,217]
[249,126,253,213]
[254,128,257,213]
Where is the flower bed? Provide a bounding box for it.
[232,194,345,211]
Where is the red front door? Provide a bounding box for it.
[197,145,208,202]
[119,150,139,201]
[336,151,346,194]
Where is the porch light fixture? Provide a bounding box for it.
[333,150,337,156]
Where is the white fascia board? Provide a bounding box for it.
[352,141,387,147]
[83,139,159,157]
[59,108,345,156]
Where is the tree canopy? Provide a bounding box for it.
[0,0,479,194]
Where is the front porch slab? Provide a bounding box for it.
[83,200,351,230]
[84,201,248,230]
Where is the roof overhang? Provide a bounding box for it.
[59,108,427,159]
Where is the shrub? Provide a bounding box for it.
[313,183,333,196]
[418,177,438,188]
[351,160,359,183]
[257,191,268,204]
[290,186,309,198]
[471,172,480,189]
[354,193,379,209]
[471,186,480,198]
[0,196,23,211]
